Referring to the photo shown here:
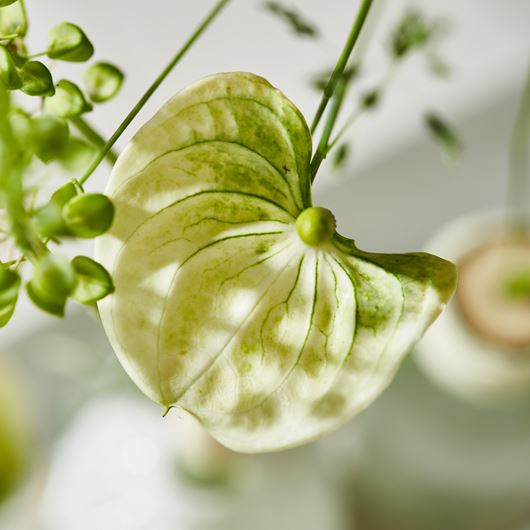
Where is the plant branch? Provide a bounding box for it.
[71,116,118,165]
[79,0,232,185]
[326,61,397,153]
[310,0,374,135]
[310,77,349,181]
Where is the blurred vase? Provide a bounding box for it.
[38,395,345,530]
[338,357,530,530]
[415,209,530,405]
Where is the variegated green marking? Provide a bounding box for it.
[96,72,456,452]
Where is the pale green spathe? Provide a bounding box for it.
[96,72,456,452]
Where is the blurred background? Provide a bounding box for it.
[1,1,530,529]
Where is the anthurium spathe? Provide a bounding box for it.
[96,72,455,452]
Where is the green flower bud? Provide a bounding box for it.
[57,137,97,172]
[8,107,32,144]
[43,79,92,119]
[19,61,55,96]
[33,181,80,238]
[83,62,124,103]
[296,206,336,247]
[62,193,114,238]
[0,264,20,328]
[47,22,94,62]
[27,253,76,317]
[0,46,21,89]
[0,1,27,37]
[424,112,462,159]
[31,115,69,163]
[71,256,114,305]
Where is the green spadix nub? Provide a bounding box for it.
[296,206,336,246]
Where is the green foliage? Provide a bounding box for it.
[263,1,318,38]
[362,89,379,109]
[424,112,462,159]
[58,137,97,172]
[332,143,349,169]
[8,106,32,144]
[0,1,27,37]
[71,255,114,304]
[44,79,92,118]
[391,10,436,59]
[0,0,17,7]
[0,46,20,89]
[47,22,94,62]
[0,263,20,327]
[30,115,69,163]
[19,61,54,96]
[0,0,463,455]
[83,62,124,103]
[62,193,114,238]
[310,65,358,92]
[26,253,76,317]
[310,8,455,169]
[32,181,79,238]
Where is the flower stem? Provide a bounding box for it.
[310,0,374,136]
[326,61,397,153]
[310,76,349,181]
[78,0,232,185]
[71,116,118,165]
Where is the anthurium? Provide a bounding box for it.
[96,72,456,453]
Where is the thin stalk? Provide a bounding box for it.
[310,0,374,135]
[26,51,47,59]
[79,0,231,185]
[0,34,19,41]
[326,61,397,153]
[310,77,349,181]
[0,91,44,261]
[71,116,118,165]
[326,105,363,155]
[18,0,28,32]
[508,61,530,233]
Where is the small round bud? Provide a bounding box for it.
[62,193,114,238]
[83,62,124,103]
[296,206,336,247]
[47,22,94,63]
[27,253,76,316]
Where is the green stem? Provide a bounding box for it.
[310,77,349,181]
[71,116,118,165]
[0,34,19,41]
[19,0,28,31]
[310,0,374,135]
[26,51,47,59]
[508,61,530,232]
[2,167,45,261]
[326,106,362,155]
[79,0,231,185]
[326,61,397,153]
